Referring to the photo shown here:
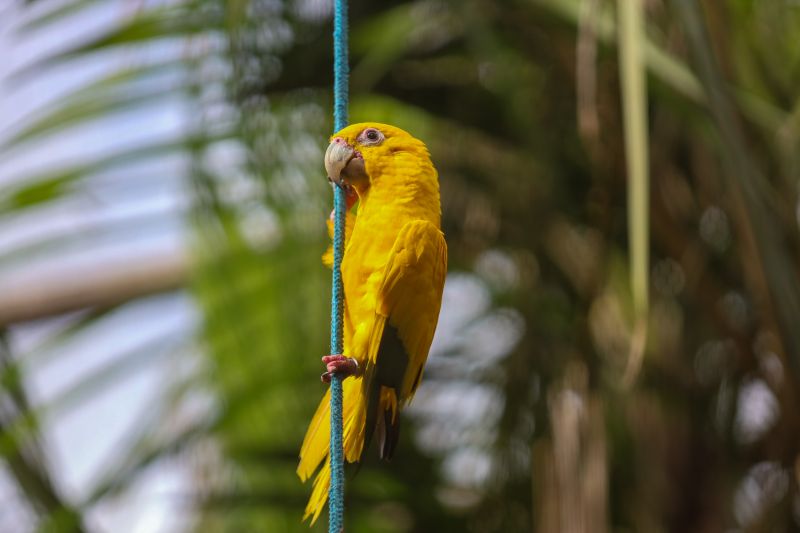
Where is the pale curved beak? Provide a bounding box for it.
[324,138,367,186]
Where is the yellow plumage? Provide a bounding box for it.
[297,123,447,523]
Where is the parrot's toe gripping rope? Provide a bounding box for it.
[321,355,359,383]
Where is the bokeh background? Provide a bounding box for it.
[1,0,799,532]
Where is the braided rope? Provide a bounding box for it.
[329,0,348,530]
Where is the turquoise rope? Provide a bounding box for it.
[329,0,348,531]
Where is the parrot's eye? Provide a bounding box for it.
[359,128,384,145]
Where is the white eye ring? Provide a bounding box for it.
[359,128,384,145]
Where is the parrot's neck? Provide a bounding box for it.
[356,173,440,229]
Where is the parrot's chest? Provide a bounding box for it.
[339,238,392,360]
[341,225,397,317]
[341,243,389,305]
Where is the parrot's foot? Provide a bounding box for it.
[321,355,359,383]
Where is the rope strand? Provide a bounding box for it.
[329,0,349,531]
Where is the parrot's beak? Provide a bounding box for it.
[325,138,368,187]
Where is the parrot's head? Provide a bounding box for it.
[324,122,432,196]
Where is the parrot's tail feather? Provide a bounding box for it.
[299,376,370,522]
[378,387,400,460]
[297,389,331,482]
[303,459,330,525]
[342,376,368,462]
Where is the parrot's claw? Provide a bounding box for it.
[321,355,359,383]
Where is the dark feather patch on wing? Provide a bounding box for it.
[363,324,410,460]
[375,324,408,389]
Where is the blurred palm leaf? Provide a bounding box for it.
[0,1,229,530]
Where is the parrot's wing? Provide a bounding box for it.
[358,219,446,459]
[370,219,448,401]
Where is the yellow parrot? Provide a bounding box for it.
[297,123,447,523]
